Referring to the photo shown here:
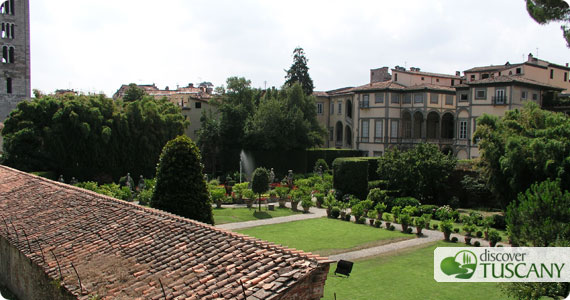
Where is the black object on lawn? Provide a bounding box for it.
[334,260,353,277]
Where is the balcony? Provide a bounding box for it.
[492,96,507,105]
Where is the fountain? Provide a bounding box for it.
[239,150,255,183]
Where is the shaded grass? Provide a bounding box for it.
[323,241,507,300]
[237,218,412,256]
[213,207,300,225]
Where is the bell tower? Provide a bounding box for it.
[0,0,30,121]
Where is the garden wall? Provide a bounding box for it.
[0,235,76,300]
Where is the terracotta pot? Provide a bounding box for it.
[303,206,310,213]
[416,226,423,236]
[369,219,375,226]
[385,222,391,229]
[291,201,299,212]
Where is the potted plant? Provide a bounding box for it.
[275,186,289,208]
[314,193,325,208]
[488,230,502,247]
[340,202,347,219]
[439,219,454,241]
[232,182,249,204]
[422,213,432,229]
[269,190,277,202]
[290,189,302,212]
[374,202,387,220]
[391,206,401,223]
[398,213,412,233]
[301,195,313,213]
[482,216,494,240]
[323,192,336,217]
[331,206,340,219]
[462,223,477,245]
[360,199,374,215]
[351,203,364,222]
[414,216,427,236]
[210,187,226,209]
[367,210,376,226]
[243,189,254,208]
[382,212,392,229]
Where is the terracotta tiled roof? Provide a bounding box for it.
[464,64,520,73]
[352,81,406,92]
[313,87,354,97]
[403,83,456,93]
[391,69,461,80]
[0,166,331,300]
[312,91,329,97]
[467,75,565,90]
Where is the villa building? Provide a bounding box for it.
[315,54,567,159]
[113,83,216,141]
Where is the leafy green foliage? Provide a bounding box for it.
[150,136,213,224]
[506,179,570,247]
[252,167,269,211]
[2,94,187,181]
[196,109,221,175]
[332,157,369,200]
[474,103,570,207]
[74,181,132,201]
[526,0,570,47]
[284,47,314,95]
[122,83,146,101]
[314,158,329,172]
[377,143,456,204]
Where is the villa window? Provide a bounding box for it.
[470,75,475,81]
[374,119,383,142]
[330,102,334,114]
[6,77,12,94]
[338,102,342,115]
[403,94,411,104]
[316,102,323,114]
[391,93,400,104]
[475,88,487,100]
[445,95,453,105]
[414,93,423,104]
[459,121,467,139]
[329,127,334,141]
[459,93,468,102]
[521,91,527,100]
[361,120,369,143]
[532,93,538,101]
[390,120,399,138]
[1,23,14,39]
[195,102,201,109]
[0,0,14,15]
[565,72,568,82]
[550,69,554,79]
[430,93,438,104]
[375,93,384,104]
[2,45,14,64]
[516,68,522,74]
[362,95,369,108]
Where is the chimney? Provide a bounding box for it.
[456,71,460,76]
[528,53,533,61]
[188,83,194,88]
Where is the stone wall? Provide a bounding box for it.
[0,236,75,300]
[279,264,330,300]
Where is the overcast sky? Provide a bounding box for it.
[30,0,570,96]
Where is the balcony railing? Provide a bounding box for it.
[492,96,507,105]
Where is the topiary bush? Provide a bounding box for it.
[314,158,329,173]
[332,157,369,200]
[150,135,213,224]
[252,167,269,211]
[331,206,340,219]
[393,197,420,208]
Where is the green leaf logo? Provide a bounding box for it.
[440,250,477,279]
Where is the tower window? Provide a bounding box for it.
[1,23,15,39]
[0,0,14,15]
[7,77,12,94]
[2,46,14,63]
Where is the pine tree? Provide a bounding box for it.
[284,47,314,95]
[526,0,570,47]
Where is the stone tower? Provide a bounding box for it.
[0,0,30,121]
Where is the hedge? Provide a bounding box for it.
[360,157,381,181]
[332,157,369,200]
[307,149,362,173]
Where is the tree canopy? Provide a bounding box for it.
[150,135,213,224]
[284,47,314,95]
[526,0,570,47]
[377,143,456,204]
[123,83,147,101]
[1,94,187,181]
[251,167,269,211]
[473,102,570,207]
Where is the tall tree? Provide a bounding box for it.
[123,83,147,101]
[526,0,570,47]
[473,102,570,207]
[151,135,213,224]
[284,47,314,95]
[196,109,221,174]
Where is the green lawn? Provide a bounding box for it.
[237,218,412,256]
[323,241,506,300]
[213,207,300,224]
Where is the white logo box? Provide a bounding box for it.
[434,247,570,282]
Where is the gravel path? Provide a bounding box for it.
[216,204,502,260]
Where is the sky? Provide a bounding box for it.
[30,0,570,97]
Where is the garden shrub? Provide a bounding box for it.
[419,204,439,215]
[360,199,374,212]
[361,157,381,181]
[351,203,365,219]
[306,148,362,173]
[476,231,483,238]
[344,214,352,221]
[374,219,382,228]
[367,188,388,205]
[388,225,395,231]
[492,214,506,230]
[393,197,420,208]
[332,157,369,200]
[368,180,387,190]
[401,205,419,216]
[313,158,329,173]
[151,136,213,224]
[331,207,340,219]
[474,241,481,247]
[357,216,366,224]
[453,228,460,233]
[451,237,458,243]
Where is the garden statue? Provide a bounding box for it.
[287,170,293,187]
[58,175,65,183]
[269,168,275,184]
[126,173,132,191]
[138,175,145,192]
[318,166,323,178]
